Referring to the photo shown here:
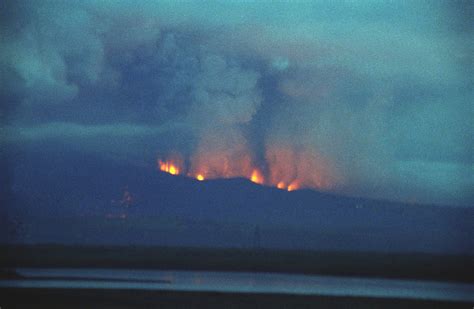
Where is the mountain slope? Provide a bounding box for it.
[4,143,473,254]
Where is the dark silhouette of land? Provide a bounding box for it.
[3,142,473,264]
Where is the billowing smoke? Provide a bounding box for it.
[186,53,262,179]
[1,1,472,205]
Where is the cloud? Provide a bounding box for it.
[2,1,472,205]
[190,54,261,127]
[0,0,161,110]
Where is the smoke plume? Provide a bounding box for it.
[1,1,472,205]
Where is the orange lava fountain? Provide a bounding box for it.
[157,145,337,192]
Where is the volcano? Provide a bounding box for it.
[3,142,473,255]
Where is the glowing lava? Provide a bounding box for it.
[250,169,264,185]
[158,155,184,176]
[158,160,180,175]
[157,146,336,192]
[287,181,300,192]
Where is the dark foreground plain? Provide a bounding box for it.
[1,245,473,283]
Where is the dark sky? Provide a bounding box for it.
[1,0,472,206]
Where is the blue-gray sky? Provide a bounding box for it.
[1,0,472,205]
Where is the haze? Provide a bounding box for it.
[1,0,472,206]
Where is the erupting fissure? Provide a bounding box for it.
[250,169,264,185]
[156,149,334,192]
[158,160,180,175]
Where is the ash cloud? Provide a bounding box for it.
[1,1,472,205]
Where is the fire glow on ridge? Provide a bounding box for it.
[157,148,335,192]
